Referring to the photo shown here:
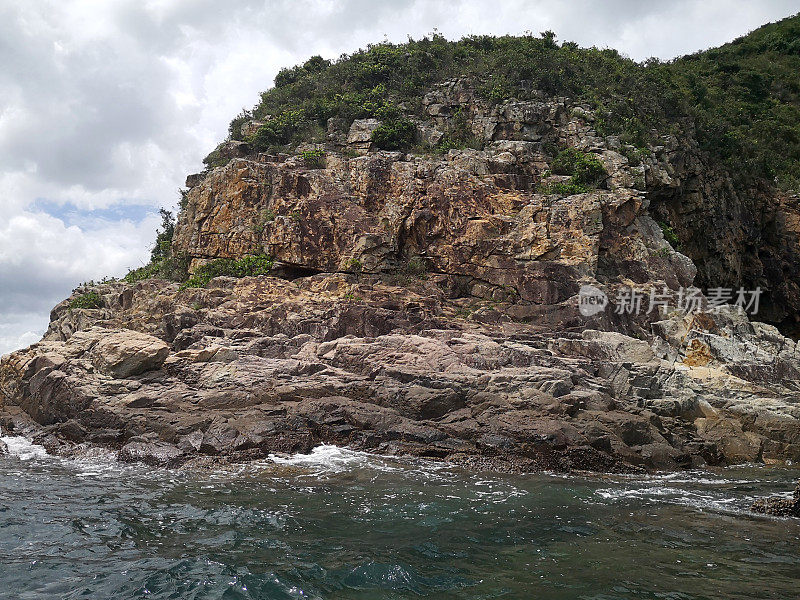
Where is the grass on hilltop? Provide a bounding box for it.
[223,14,800,191]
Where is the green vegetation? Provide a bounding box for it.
[202,147,230,170]
[222,14,800,191]
[149,208,175,264]
[125,209,274,288]
[181,254,274,289]
[248,110,320,152]
[300,149,326,168]
[345,258,363,273]
[252,208,277,234]
[405,256,427,277]
[178,188,189,211]
[667,16,800,190]
[658,220,681,250]
[69,291,103,310]
[124,208,190,284]
[371,118,416,150]
[551,148,607,185]
[540,148,608,194]
[123,254,190,284]
[431,107,481,153]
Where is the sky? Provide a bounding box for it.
[1,0,798,355]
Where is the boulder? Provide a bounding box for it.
[550,330,655,363]
[240,119,267,138]
[91,330,169,378]
[118,441,185,467]
[185,173,203,188]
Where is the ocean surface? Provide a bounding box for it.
[0,435,798,600]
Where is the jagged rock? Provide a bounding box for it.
[346,118,381,154]
[1,269,797,472]
[240,119,267,138]
[0,439,7,455]
[185,173,202,188]
[1,78,800,476]
[415,120,444,147]
[550,330,655,363]
[217,140,250,159]
[118,441,185,467]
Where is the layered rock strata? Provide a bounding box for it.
[2,80,799,477]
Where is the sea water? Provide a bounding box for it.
[0,437,798,599]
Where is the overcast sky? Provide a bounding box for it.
[1,0,798,355]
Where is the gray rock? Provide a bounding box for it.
[90,329,170,378]
[346,118,381,154]
[240,119,267,138]
[118,441,185,467]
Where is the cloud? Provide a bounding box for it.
[1,0,797,355]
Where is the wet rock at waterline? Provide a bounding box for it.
[751,481,800,518]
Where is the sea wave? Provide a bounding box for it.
[0,434,48,461]
[265,444,405,476]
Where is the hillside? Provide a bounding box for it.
[144,14,800,337]
[222,14,800,190]
[2,16,800,474]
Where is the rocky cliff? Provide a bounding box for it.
[2,75,799,474]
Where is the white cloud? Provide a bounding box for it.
[0,326,43,358]
[0,0,797,355]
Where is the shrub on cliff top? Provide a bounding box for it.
[540,148,608,195]
[124,254,190,284]
[226,14,800,191]
[124,206,190,284]
[248,110,312,152]
[371,118,416,150]
[181,254,275,289]
[69,291,103,310]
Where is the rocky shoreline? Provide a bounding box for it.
[2,81,800,485]
[751,481,800,517]
[1,270,799,477]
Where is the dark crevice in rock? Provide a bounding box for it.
[270,262,325,280]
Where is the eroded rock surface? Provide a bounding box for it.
[2,82,799,475]
[1,272,798,473]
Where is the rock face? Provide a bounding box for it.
[1,270,798,473]
[178,80,800,336]
[346,118,382,154]
[1,80,799,474]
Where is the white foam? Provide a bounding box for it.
[267,444,376,473]
[1,435,48,461]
